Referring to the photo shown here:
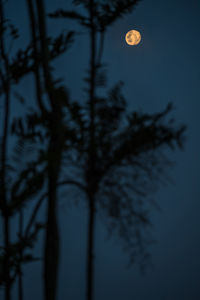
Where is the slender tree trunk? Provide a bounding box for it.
[3,204,11,300]
[0,1,11,299]
[18,209,23,300]
[35,1,63,299]
[26,0,60,297]
[26,0,47,115]
[44,153,60,300]
[1,91,11,300]
[44,120,62,300]
[27,0,64,296]
[86,0,97,299]
[87,194,96,300]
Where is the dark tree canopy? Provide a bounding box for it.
[0,1,186,300]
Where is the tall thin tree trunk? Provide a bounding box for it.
[26,0,63,296]
[87,194,96,300]
[1,91,11,300]
[0,1,11,299]
[35,1,63,299]
[26,0,47,115]
[87,0,97,299]
[44,138,60,300]
[18,209,23,300]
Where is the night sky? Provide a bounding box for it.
[1,0,200,299]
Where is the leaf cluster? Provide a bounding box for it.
[49,0,141,31]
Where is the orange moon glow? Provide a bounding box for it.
[125,30,141,46]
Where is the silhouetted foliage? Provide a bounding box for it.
[25,1,76,299]
[49,1,186,300]
[0,3,46,298]
[1,1,74,299]
[0,1,20,298]
[0,1,186,300]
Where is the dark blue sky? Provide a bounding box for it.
[1,0,200,299]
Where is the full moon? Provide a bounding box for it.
[125,30,141,46]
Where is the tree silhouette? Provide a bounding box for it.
[25,1,75,299]
[0,1,13,298]
[1,1,74,299]
[49,1,186,300]
[0,1,186,300]
[0,3,45,298]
